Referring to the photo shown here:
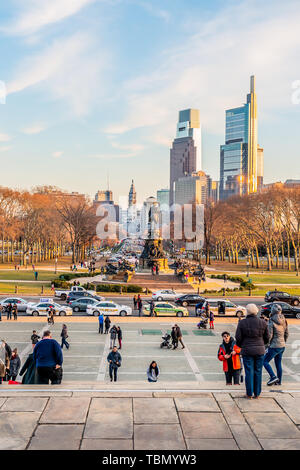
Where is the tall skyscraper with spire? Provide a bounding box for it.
[169,109,202,206]
[220,75,263,199]
[128,179,136,206]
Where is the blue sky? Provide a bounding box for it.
[0,0,300,203]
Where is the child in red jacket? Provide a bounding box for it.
[218,331,241,385]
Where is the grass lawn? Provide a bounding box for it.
[0,270,70,281]
[0,282,52,295]
[210,273,300,285]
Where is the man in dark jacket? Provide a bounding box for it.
[60,324,69,350]
[107,346,122,382]
[33,330,63,384]
[104,316,111,334]
[235,304,269,399]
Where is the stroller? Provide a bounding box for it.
[197,316,208,329]
[160,333,172,349]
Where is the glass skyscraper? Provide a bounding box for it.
[220,76,263,199]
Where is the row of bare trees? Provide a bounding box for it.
[0,186,98,265]
[203,186,300,271]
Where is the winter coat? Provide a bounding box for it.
[60,327,68,339]
[268,313,289,349]
[19,353,36,384]
[175,326,182,338]
[105,317,111,327]
[117,328,122,340]
[9,354,21,377]
[235,314,269,356]
[147,365,159,381]
[31,334,40,345]
[107,351,122,368]
[218,338,241,372]
[98,314,104,324]
[110,327,117,339]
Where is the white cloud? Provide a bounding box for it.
[103,0,300,142]
[7,33,108,116]
[0,133,11,142]
[52,150,63,158]
[3,0,96,36]
[22,123,46,135]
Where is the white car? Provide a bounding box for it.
[152,290,184,301]
[86,301,132,317]
[0,297,29,312]
[198,299,246,317]
[26,301,72,316]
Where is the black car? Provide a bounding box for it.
[66,291,102,304]
[175,294,205,307]
[260,302,300,319]
[264,291,300,306]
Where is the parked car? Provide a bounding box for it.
[67,292,103,304]
[198,299,246,317]
[152,290,184,301]
[0,297,29,312]
[143,302,189,317]
[260,301,300,319]
[70,297,104,313]
[175,294,205,307]
[26,301,72,316]
[86,301,132,317]
[55,285,96,301]
[264,291,300,306]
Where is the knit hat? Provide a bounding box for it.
[246,303,259,316]
[271,303,282,315]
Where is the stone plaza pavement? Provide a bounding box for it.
[1,382,300,450]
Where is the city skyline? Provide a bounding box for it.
[0,0,300,202]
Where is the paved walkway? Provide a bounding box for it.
[0,385,300,450]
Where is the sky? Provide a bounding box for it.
[0,0,300,204]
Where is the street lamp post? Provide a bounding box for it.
[246,258,250,277]
[55,258,58,274]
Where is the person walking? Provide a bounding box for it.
[8,348,21,381]
[60,324,70,350]
[235,304,269,399]
[110,325,117,349]
[12,303,18,321]
[204,301,210,319]
[104,316,111,334]
[218,332,242,385]
[31,330,40,345]
[6,303,12,320]
[147,361,159,382]
[138,297,143,317]
[209,310,215,329]
[171,326,178,350]
[98,313,104,334]
[34,271,38,281]
[150,300,155,317]
[174,324,185,349]
[0,340,10,384]
[19,345,36,384]
[33,330,63,385]
[107,346,122,382]
[263,303,289,386]
[133,295,137,310]
[117,326,122,349]
[47,306,55,325]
